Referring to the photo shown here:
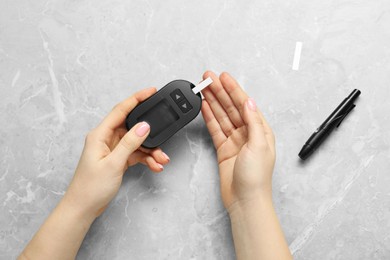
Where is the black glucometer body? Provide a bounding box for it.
[125,80,202,148]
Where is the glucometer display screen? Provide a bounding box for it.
[138,99,179,138]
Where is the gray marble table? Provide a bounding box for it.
[1,0,390,259]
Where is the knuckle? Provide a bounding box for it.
[206,92,216,102]
[237,100,245,113]
[221,116,235,135]
[112,103,127,116]
[209,128,222,138]
[225,103,237,116]
[120,134,136,151]
[255,116,264,126]
[120,137,131,150]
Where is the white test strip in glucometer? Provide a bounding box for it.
[192,77,213,94]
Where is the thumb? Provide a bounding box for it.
[108,122,150,168]
[242,98,268,152]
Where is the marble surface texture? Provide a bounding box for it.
[1,0,390,259]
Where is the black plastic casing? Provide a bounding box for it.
[298,89,361,160]
[125,80,202,149]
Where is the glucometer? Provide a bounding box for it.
[125,77,213,148]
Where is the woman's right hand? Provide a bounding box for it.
[200,71,276,212]
[201,71,291,260]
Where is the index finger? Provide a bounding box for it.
[219,72,275,144]
[97,87,157,132]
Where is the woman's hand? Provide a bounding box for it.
[65,87,170,219]
[201,71,291,260]
[201,71,275,212]
[19,88,171,260]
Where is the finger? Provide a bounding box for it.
[127,150,149,166]
[203,71,244,128]
[127,153,164,173]
[201,87,236,137]
[219,72,274,141]
[257,109,275,150]
[249,105,274,148]
[107,122,151,172]
[201,100,227,149]
[149,148,170,165]
[219,72,248,115]
[138,147,170,165]
[98,87,157,132]
[145,156,164,173]
[242,98,268,152]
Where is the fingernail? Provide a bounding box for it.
[157,163,164,170]
[247,98,257,111]
[162,152,170,161]
[135,122,150,137]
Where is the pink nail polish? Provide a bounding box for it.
[162,152,170,161]
[247,98,257,111]
[157,163,164,170]
[135,122,150,137]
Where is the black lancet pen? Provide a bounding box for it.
[298,89,361,160]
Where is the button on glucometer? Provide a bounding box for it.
[178,99,192,113]
[170,89,184,103]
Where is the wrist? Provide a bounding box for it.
[61,192,97,225]
[228,191,274,223]
[227,191,292,260]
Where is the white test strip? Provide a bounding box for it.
[192,77,213,94]
[292,41,303,71]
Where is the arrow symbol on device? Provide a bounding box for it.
[182,103,187,109]
[176,94,181,100]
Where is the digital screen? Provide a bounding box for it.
[138,99,179,138]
